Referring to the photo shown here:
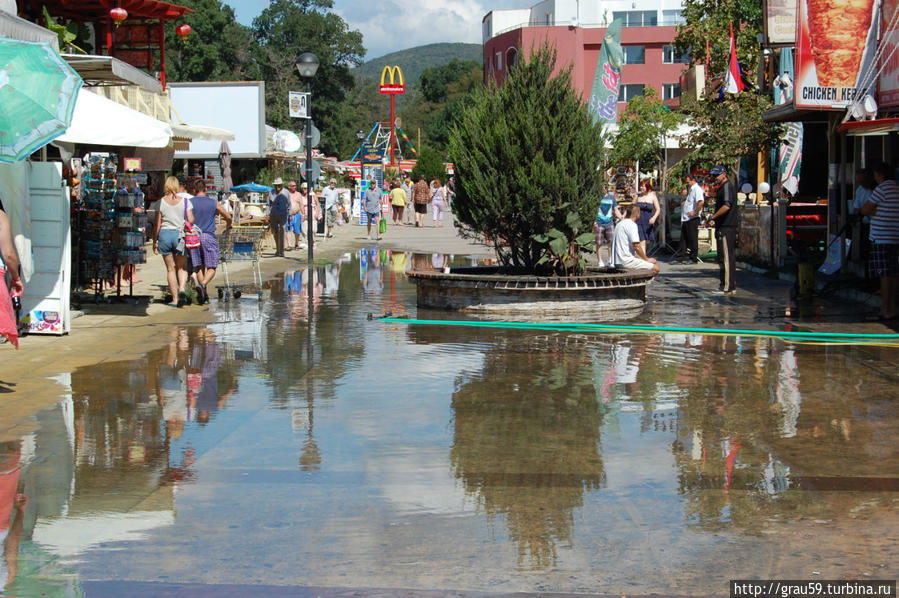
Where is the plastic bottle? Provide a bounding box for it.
[10,285,21,313]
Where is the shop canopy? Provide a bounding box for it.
[837,118,899,136]
[55,89,171,148]
[34,0,192,21]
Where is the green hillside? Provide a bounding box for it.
[356,43,482,86]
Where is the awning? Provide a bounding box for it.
[762,101,832,123]
[0,12,58,49]
[837,117,899,136]
[62,54,162,93]
[171,123,235,142]
[56,90,172,148]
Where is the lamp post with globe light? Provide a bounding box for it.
[296,52,320,263]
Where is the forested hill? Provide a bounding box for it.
[356,43,482,85]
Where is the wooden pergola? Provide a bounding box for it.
[19,0,193,88]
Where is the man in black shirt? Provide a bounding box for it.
[269,178,290,257]
[709,165,739,294]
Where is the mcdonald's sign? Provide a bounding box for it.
[379,65,405,94]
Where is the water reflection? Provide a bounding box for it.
[450,333,606,569]
[0,252,897,592]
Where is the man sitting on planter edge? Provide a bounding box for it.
[612,203,660,275]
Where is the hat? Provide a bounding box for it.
[330,178,336,183]
[228,193,239,201]
[300,182,308,188]
[709,165,727,176]
[272,177,284,185]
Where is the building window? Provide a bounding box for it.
[506,47,518,69]
[618,84,645,102]
[663,45,691,64]
[661,9,684,26]
[622,46,645,64]
[663,83,681,100]
[612,10,657,27]
[496,52,502,71]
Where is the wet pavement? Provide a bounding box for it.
[1,248,898,596]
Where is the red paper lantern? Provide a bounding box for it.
[176,24,192,39]
[109,7,128,26]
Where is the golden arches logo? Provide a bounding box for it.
[379,65,405,94]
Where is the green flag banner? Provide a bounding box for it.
[589,18,624,124]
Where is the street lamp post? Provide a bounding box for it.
[356,129,366,213]
[296,52,320,263]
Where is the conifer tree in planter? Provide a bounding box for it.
[449,45,606,276]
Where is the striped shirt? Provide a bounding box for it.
[869,179,899,243]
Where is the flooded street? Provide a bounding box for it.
[2,249,898,596]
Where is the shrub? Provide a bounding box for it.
[449,45,606,275]
[410,145,447,183]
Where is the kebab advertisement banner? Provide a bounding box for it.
[880,0,899,107]
[795,0,881,109]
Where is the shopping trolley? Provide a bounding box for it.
[216,226,266,300]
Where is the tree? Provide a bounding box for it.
[164,0,259,83]
[673,0,780,175]
[609,87,681,188]
[449,46,606,276]
[419,59,481,103]
[252,0,365,157]
[410,146,445,182]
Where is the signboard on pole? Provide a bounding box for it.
[289,91,309,118]
[588,18,624,124]
[764,0,798,46]
[379,66,406,94]
[794,0,880,109]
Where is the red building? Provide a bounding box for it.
[483,8,689,117]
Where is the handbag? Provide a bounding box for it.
[183,200,202,249]
[379,215,387,235]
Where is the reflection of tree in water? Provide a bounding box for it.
[671,336,816,531]
[449,336,605,569]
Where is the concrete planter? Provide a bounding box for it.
[407,266,656,319]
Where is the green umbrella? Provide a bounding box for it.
[0,37,82,163]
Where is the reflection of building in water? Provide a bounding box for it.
[450,339,605,569]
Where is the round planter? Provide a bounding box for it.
[407,266,656,318]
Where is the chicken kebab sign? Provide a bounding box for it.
[795,0,881,109]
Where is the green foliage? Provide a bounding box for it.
[354,43,483,86]
[532,212,596,276]
[43,7,87,53]
[252,0,365,157]
[420,59,482,103]
[410,146,446,182]
[449,45,606,276]
[610,87,681,169]
[673,0,779,177]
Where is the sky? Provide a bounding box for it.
[227,0,523,60]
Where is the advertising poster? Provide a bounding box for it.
[795,0,881,109]
[765,0,798,46]
[880,0,899,106]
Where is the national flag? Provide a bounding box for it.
[723,22,744,95]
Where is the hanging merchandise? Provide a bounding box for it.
[75,154,147,299]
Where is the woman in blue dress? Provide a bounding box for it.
[636,179,661,255]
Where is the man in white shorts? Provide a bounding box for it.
[612,203,660,275]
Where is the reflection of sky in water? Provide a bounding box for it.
[5,251,899,594]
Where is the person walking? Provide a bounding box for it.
[594,185,622,267]
[675,173,705,264]
[188,180,232,305]
[709,165,739,295]
[389,179,406,225]
[861,161,899,320]
[322,177,340,238]
[402,176,414,225]
[268,178,289,257]
[153,176,195,307]
[364,178,382,241]
[430,177,446,227]
[636,180,661,255]
[299,182,320,248]
[286,181,304,250]
[412,175,430,227]
[611,203,660,275]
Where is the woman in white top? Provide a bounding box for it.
[153,176,194,307]
[430,178,446,227]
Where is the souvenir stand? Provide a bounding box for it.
[75,153,146,300]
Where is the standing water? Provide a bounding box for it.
[1,248,897,596]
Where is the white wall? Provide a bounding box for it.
[483,9,532,41]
